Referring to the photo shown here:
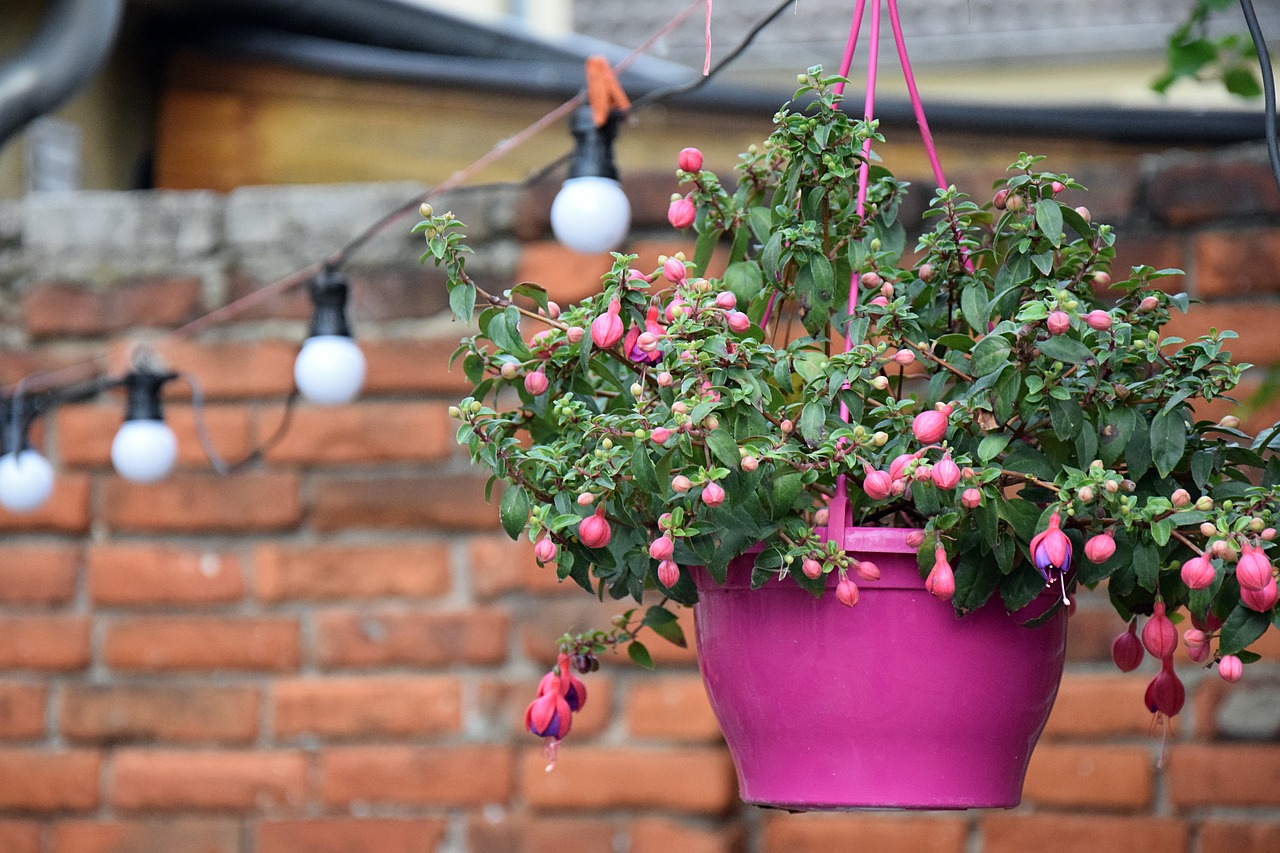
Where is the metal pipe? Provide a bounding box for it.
[0,0,125,150]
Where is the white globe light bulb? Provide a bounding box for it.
[550,176,631,254]
[111,420,178,484]
[294,335,366,405]
[0,449,55,513]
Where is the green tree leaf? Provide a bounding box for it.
[499,486,529,541]
[628,640,654,669]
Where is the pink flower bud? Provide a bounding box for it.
[914,465,933,483]
[1183,628,1210,662]
[1112,620,1144,672]
[577,492,595,506]
[1092,271,1112,288]
[649,535,675,561]
[1187,641,1212,663]
[889,453,917,481]
[870,296,889,307]
[1241,577,1279,612]
[578,507,612,549]
[656,371,673,387]
[1237,542,1273,590]
[905,530,925,548]
[862,467,893,501]
[780,419,793,434]
[1085,532,1117,564]
[591,300,624,348]
[855,560,881,582]
[931,454,961,490]
[814,508,829,525]
[1047,310,1071,336]
[1171,488,1191,508]
[663,257,687,283]
[1139,295,1159,312]
[1219,654,1244,683]
[677,147,703,172]
[636,331,661,352]
[836,578,860,608]
[658,560,680,587]
[802,558,823,579]
[672,475,692,493]
[650,427,672,445]
[1050,181,1066,194]
[741,455,759,472]
[1265,528,1277,541]
[664,296,688,322]
[993,189,1010,209]
[1180,554,1215,590]
[925,547,955,600]
[701,481,725,507]
[912,404,952,444]
[667,197,696,229]
[524,370,549,395]
[1085,310,1112,331]
[566,326,585,343]
[727,311,751,333]
[715,292,737,310]
[961,488,982,509]
[534,537,558,563]
[892,349,916,365]
[1075,205,1091,223]
[1142,601,1178,660]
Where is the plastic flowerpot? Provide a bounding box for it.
[690,527,1067,810]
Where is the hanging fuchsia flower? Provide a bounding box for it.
[657,560,679,587]
[1180,554,1214,590]
[524,370,549,395]
[925,547,955,600]
[624,306,664,364]
[591,299,624,349]
[701,480,725,507]
[667,196,696,229]
[1219,654,1244,683]
[862,466,892,500]
[1142,601,1177,660]
[1029,512,1072,583]
[889,452,918,482]
[961,488,982,509]
[1111,619,1144,672]
[578,507,612,548]
[556,654,588,712]
[663,257,687,283]
[649,535,675,561]
[1236,541,1273,590]
[525,688,572,739]
[1144,657,1185,719]
[836,577,860,607]
[931,454,960,490]
[855,560,880,581]
[534,537,558,564]
[1241,577,1279,612]
[912,404,952,444]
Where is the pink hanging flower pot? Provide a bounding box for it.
[690,528,1067,810]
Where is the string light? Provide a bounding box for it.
[551,105,631,254]
[111,369,179,484]
[293,268,365,405]
[0,395,54,513]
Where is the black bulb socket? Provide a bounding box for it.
[566,105,622,181]
[308,268,354,339]
[122,370,177,423]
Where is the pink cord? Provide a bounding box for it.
[703,0,713,75]
[831,0,866,95]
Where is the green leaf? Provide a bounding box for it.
[1048,396,1084,442]
[1000,566,1047,612]
[978,434,1012,462]
[498,486,529,541]
[693,227,723,276]
[487,306,531,359]
[642,606,687,647]
[799,401,826,443]
[1035,335,1094,365]
[1191,450,1216,490]
[627,640,655,669]
[1126,414,1152,479]
[1132,538,1161,592]
[770,472,803,513]
[1151,409,1188,478]
[1151,518,1173,547]
[706,428,741,469]
[795,254,837,338]
[509,282,549,313]
[1034,199,1064,247]
[723,261,764,304]
[631,445,660,493]
[971,335,1012,377]
[448,283,476,321]
[953,558,1002,613]
[934,334,975,353]
[1219,604,1271,655]
[960,283,989,333]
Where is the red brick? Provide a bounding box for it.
[1163,302,1280,368]
[1022,744,1152,810]
[1194,229,1280,299]
[254,543,450,602]
[981,814,1187,853]
[469,813,618,853]
[112,749,307,812]
[315,608,507,668]
[228,267,453,323]
[104,616,299,672]
[1066,600,1124,662]
[152,340,297,400]
[51,819,241,853]
[0,473,91,534]
[0,749,100,811]
[763,813,967,853]
[519,746,736,813]
[1200,821,1280,853]
[627,675,721,742]
[310,474,497,532]
[631,817,741,853]
[0,545,78,604]
[468,535,576,599]
[0,683,46,740]
[273,676,460,739]
[520,600,697,666]
[22,276,203,338]
[57,404,253,469]
[1041,673,1154,738]
[321,745,512,806]
[361,338,472,395]
[1169,744,1280,807]
[1146,155,1280,227]
[263,402,452,463]
[0,615,90,670]
[88,544,244,606]
[0,820,39,853]
[259,819,448,853]
[1108,232,1186,293]
[516,241,615,304]
[60,685,259,744]
[102,473,302,533]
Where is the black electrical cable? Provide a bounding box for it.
[1240,0,1280,192]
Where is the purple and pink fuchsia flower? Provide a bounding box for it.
[1028,512,1072,604]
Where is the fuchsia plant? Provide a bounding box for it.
[419,68,1280,747]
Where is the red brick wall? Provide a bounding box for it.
[0,136,1279,853]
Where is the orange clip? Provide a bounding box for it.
[584,55,631,128]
